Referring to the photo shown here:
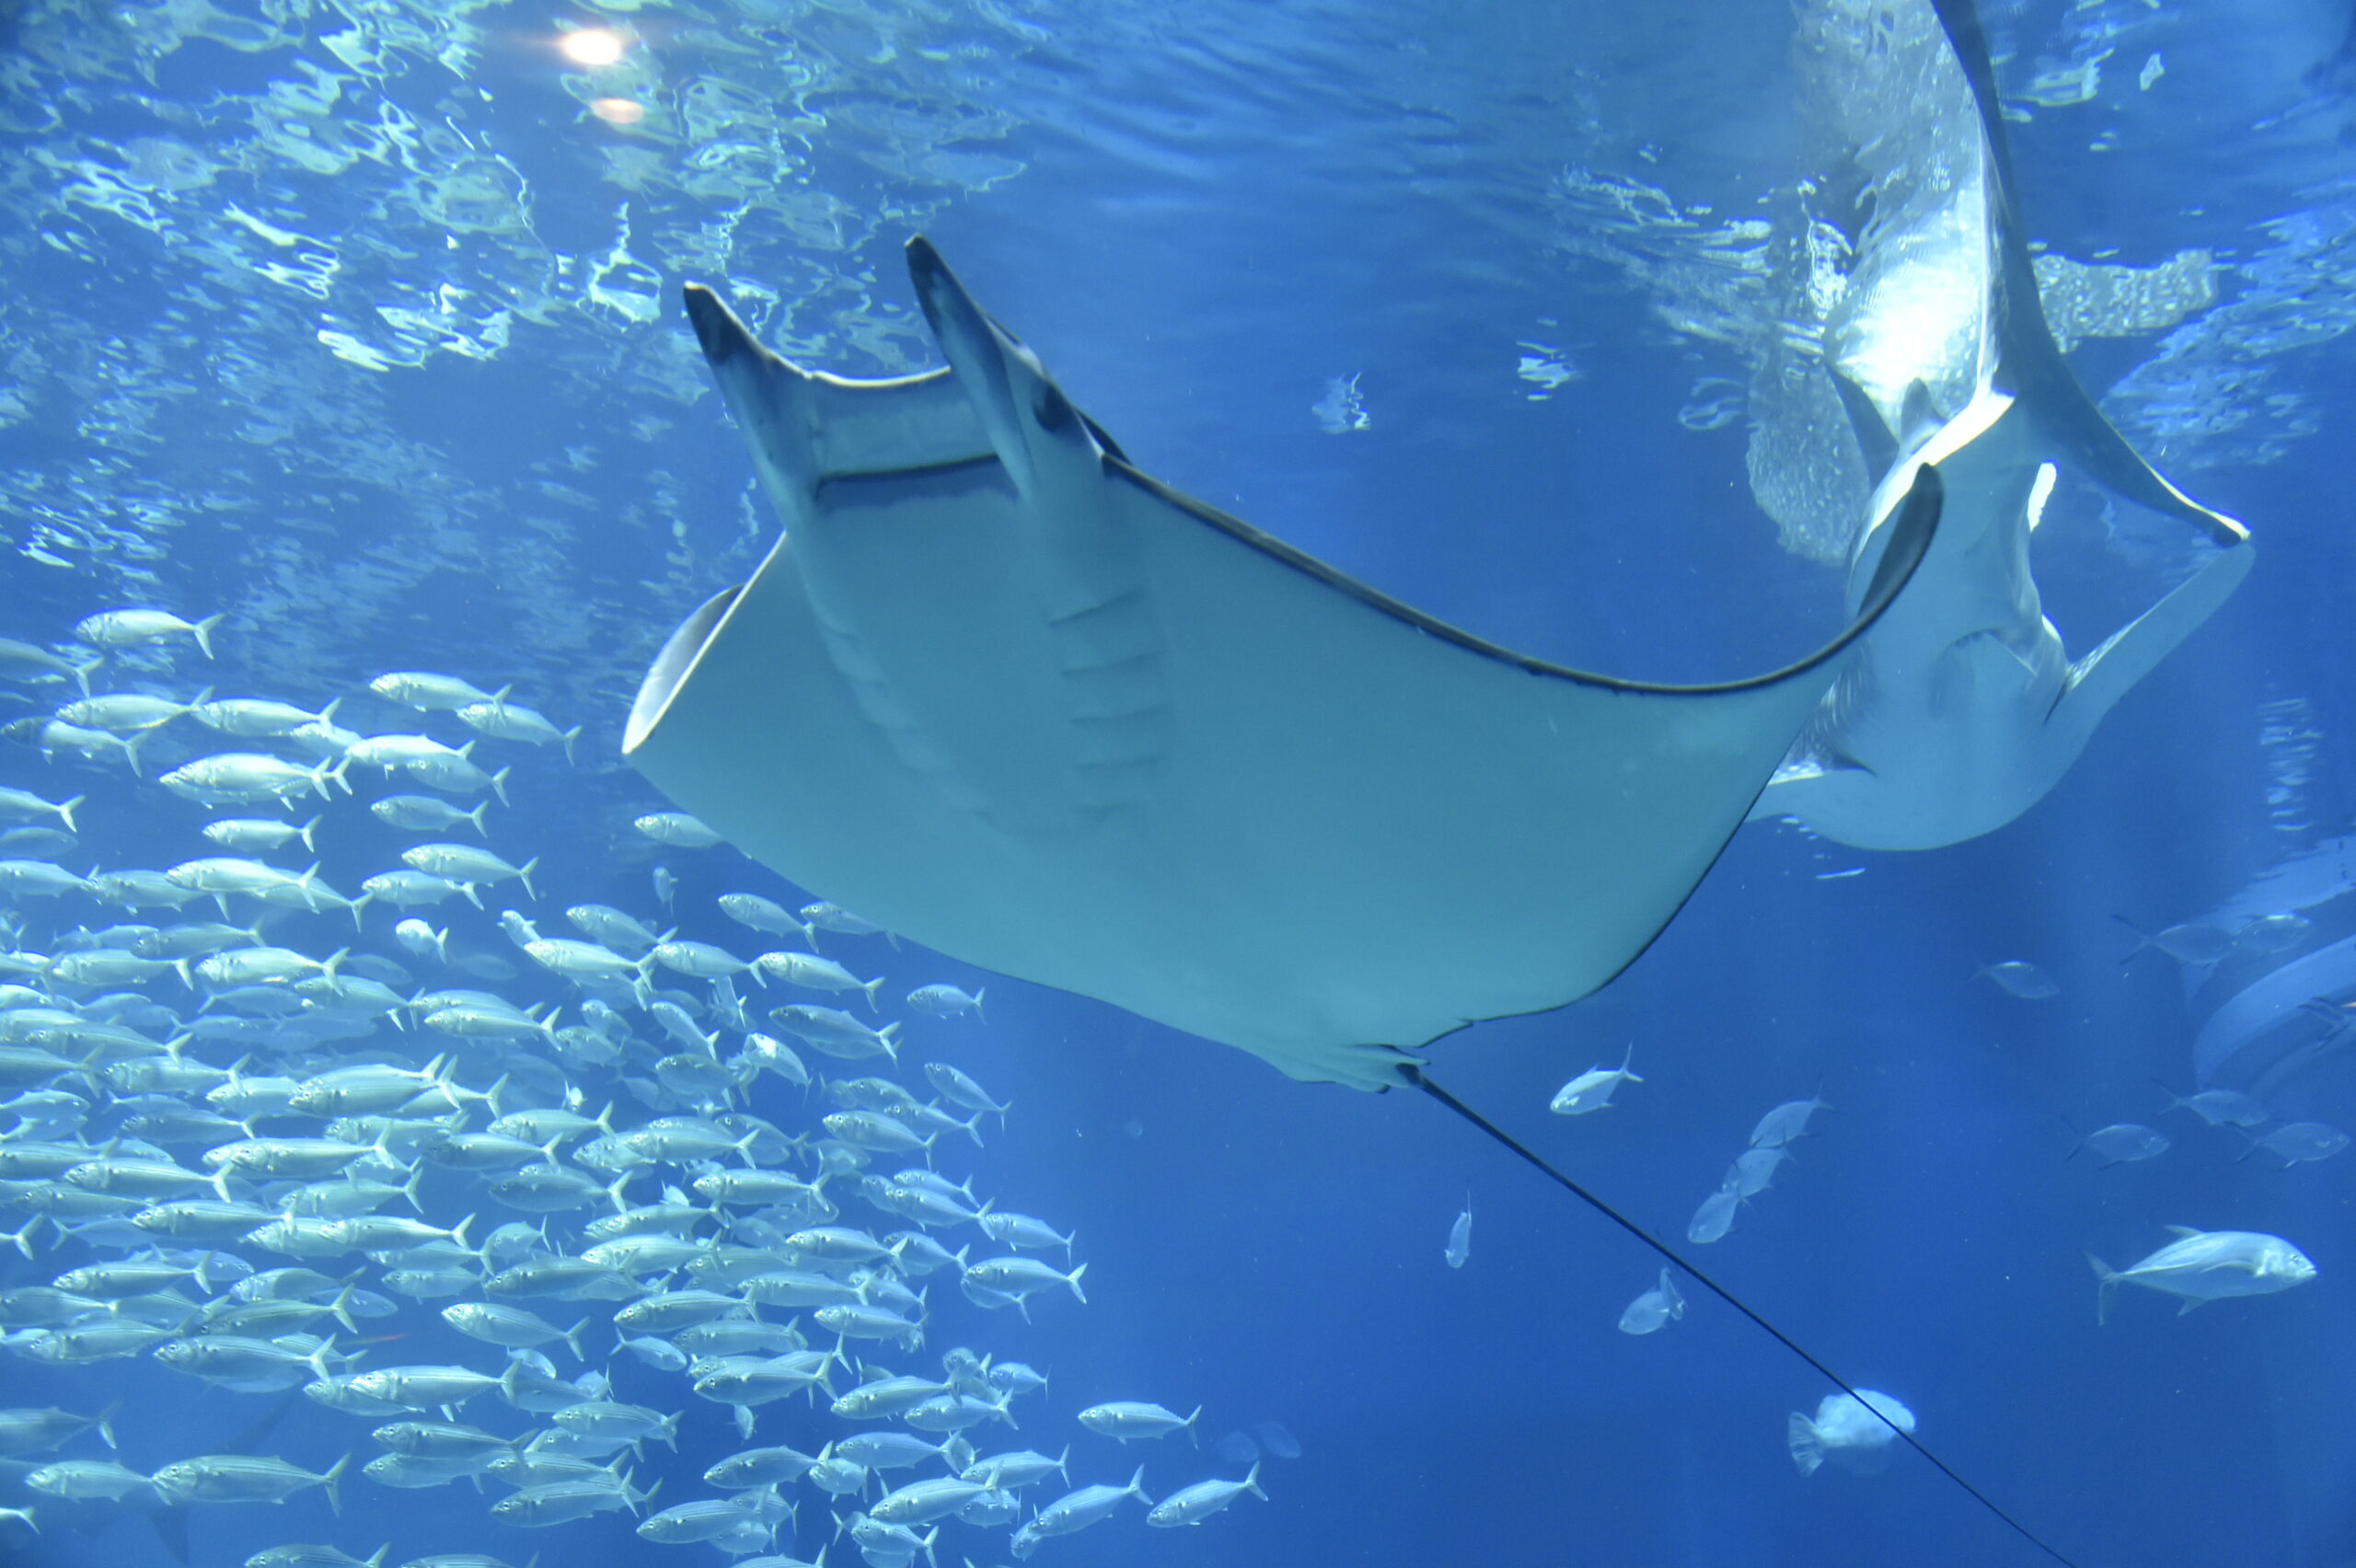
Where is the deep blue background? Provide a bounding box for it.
[3,0,2355,1565]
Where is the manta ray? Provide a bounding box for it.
[625,237,1939,1091]
[622,254,2090,1557]
[1747,0,2255,850]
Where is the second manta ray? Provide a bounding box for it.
[627,238,1940,1089]
[1747,0,2256,851]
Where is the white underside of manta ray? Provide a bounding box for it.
[1746,0,2254,852]
[626,238,1942,1090]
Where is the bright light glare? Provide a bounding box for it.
[590,98,644,126]
[560,28,627,67]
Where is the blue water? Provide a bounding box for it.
[4,0,2356,1564]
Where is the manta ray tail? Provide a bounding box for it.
[1408,1066,2080,1568]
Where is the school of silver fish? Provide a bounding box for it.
[0,610,1277,1566]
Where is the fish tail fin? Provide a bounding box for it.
[5,1216,39,1261]
[1243,1458,1265,1500]
[863,974,885,1011]
[1127,1465,1151,1506]
[121,727,149,777]
[1065,1262,1088,1305]
[518,857,539,901]
[491,765,512,806]
[1184,1405,1201,1447]
[56,794,83,834]
[1787,1413,1824,1475]
[364,1547,387,1568]
[2087,1253,2120,1326]
[467,801,490,837]
[321,1452,348,1516]
[560,725,581,766]
[2111,914,2156,964]
[297,814,319,852]
[97,1399,121,1450]
[328,1285,358,1334]
[193,614,224,659]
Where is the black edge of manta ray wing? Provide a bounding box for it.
[1102,457,1944,698]
[895,236,1946,695]
[1376,469,1944,1074]
[1927,0,2249,549]
[1078,409,1130,465]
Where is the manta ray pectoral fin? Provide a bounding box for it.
[633,241,1945,1092]
[2050,540,2257,732]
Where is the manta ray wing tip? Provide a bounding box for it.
[681,283,754,366]
[904,234,981,343]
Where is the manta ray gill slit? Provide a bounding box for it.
[1407,1066,2080,1568]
